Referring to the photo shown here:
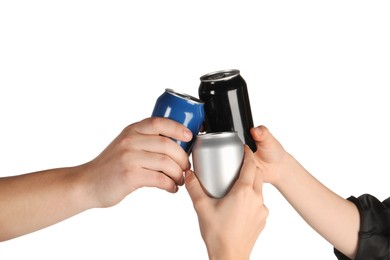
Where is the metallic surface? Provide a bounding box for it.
[151,88,205,153]
[192,132,244,198]
[199,69,257,152]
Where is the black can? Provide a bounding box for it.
[199,69,257,152]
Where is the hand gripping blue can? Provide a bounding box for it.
[151,88,205,153]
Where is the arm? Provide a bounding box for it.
[185,146,269,260]
[0,167,94,242]
[0,117,192,241]
[250,126,360,259]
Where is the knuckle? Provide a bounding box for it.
[122,168,135,181]
[158,135,173,147]
[155,172,172,189]
[156,172,167,184]
[157,153,171,164]
[120,134,137,147]
[166,168,182,184]
[122,121,139,135]
[119,150,136,168]
[150,117,162,130]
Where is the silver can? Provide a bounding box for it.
[191,132,244,198]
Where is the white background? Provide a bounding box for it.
[1,1,389,259]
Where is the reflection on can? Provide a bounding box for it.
[152,88,204,153]
[199,69,256,152]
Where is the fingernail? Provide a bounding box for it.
[184,129,192,141]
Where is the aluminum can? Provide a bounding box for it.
[191,131,244,198]
[199,69,257,152]
[151,88,205,153]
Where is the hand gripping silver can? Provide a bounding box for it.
[191,131,244,198]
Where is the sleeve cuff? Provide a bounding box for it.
[334,194,389,260]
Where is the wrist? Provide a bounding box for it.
[68,163,100,210]
[207,249,249,260]
[205,239,250,260]
[271,152,299,190]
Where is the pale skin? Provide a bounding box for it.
[0,117,192,242]
[185,146,269,260]
[250,125,360,259]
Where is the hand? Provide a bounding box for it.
[251,126,361,259]
[0,117,193,241]
[83,117,192,208]
[185,146,268,260]
[250,125,289,186]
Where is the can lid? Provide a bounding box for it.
[200,69,240,83]
[165,88,204,104]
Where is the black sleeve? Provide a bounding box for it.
[334,194,390,260]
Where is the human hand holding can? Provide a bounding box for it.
[151,88,205,154]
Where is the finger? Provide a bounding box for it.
[129,134,190,170]
[134,117,193,142]
[250,125,268,142]
[136,168,178,193]
[184,170,210,206]
[253,167,264,199]
[234,146,257,188]
[250,125,279,150]
[134,150,185,185]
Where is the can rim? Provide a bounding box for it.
[200,69,240,82]
[165,88,204,104]
[196,131,238,139]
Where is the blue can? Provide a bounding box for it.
[151,88,205,153]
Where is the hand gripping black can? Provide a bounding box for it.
[198,69,257,152]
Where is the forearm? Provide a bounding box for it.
[274,153,360,258]
[0,165,94,241]
[206,241,250,260]
[207,251,249,260]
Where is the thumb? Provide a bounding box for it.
[184,170,209,205]
[250,125,286,164]
[250,125,279,150]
